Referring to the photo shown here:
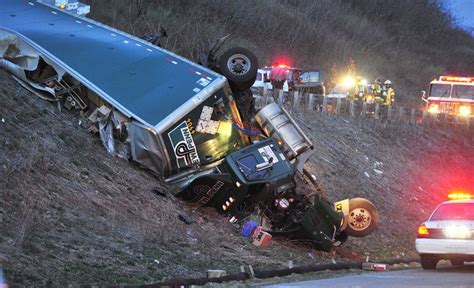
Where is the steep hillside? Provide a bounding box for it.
[2,1,474,287]
[84,0,474,106]
[0,70,362,286]
[2,70,474,286]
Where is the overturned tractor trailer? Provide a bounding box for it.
[0,0,378,251]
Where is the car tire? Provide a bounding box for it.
[420,255,437,269]
[344,198,378,237]
[218,47,258,92]
[450,259,464,266]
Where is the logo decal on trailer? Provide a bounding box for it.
[168,121,200,168]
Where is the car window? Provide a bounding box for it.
[430,203,474,220]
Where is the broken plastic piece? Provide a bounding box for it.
[178,213,193,225]
[252,230,272,247]
[242,221,258,237]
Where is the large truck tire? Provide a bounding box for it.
[218,47,258,92]
[345,198,378,237]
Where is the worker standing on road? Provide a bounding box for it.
[383,80,395,105]
[371,78,383,102]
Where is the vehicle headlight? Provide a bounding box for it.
[443,225,472,239]
[428,104,439,114]
[459,106,471,117]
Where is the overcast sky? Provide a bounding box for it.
[447,0,474,33]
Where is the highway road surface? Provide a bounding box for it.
[266,263,474,288]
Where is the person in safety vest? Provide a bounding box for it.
[371,78,383,102]
[383,79,395,105]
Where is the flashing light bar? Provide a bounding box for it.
[263,64,296,70]
[439,76,474,83]
[448,192,472,200]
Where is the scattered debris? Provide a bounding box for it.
[374,161,383,168]
[186,229,198,244]
[364,252,370,262]
[373,169,383,175]
[179,212,194,224]
[1,118,5,123]
[152,188,167,198]
[206,270,226,278]
[252,229,272,247]
[242,221,258,237]
[362,262,387,271]
[364,171,370,178]
[240,265,255,278]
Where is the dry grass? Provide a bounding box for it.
[83,0,474,107]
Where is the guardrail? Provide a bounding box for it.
[254,89,473,132]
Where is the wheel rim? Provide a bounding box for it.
[348,208,372,231]
[226,54,251,76]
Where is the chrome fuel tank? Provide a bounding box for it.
[255,103,313,160]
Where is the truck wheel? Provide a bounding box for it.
[421,255,437,269]
[218,47,258,92]
[345,198,378,237]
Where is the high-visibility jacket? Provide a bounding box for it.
[386,87,395,105]
[371,83,382,97]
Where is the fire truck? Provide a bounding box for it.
[422,76,474,117]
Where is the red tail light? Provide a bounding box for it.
[418,224,430,238]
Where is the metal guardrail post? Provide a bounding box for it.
[398,106,406,123]
[336,97,341,114]
[273,89,279,103]
[263,87,268,105]
[374,103,380,119]
[321,95,327,116]
[387,105,393,120]
[361,102,367,117]
[350,100,355,117]
[308,93,315,112]
[278,89,284,105]
[422,110,427,127]
[410,109,415,125]
[293,91,300,109]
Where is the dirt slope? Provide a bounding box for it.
[0,70,351,286]
[1,67,474,286]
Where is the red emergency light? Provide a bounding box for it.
[439,76,474,83]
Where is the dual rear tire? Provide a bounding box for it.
[218,47,258,92]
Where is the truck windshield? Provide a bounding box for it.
[430,203,474,221]
[452,85,474,100]
[300,71,320,83]
[429,84,451,98]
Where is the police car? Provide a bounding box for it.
[416,193,474,269]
